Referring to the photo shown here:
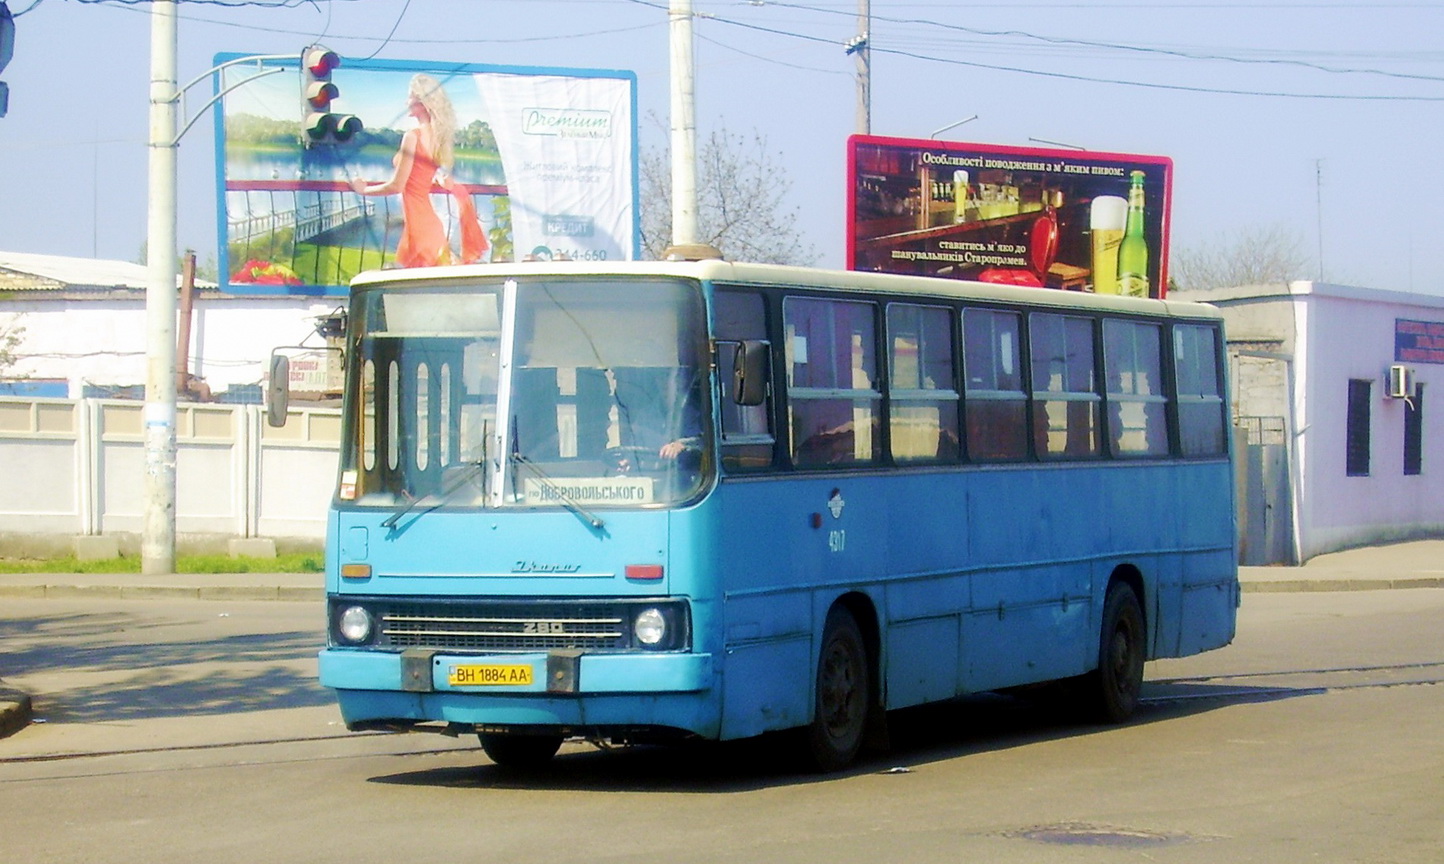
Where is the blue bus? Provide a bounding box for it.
[300,259,1238,770]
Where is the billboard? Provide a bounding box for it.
[847,135,1172,299]
[214,54,638,294]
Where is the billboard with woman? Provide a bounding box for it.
[214,54,637,294]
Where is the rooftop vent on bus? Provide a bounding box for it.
[661,243,724,262]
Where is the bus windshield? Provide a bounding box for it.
[341,276,712,511]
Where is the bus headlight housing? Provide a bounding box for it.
[634,607,668,647]
[337,605,375,644]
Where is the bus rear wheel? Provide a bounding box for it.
[478,732,563,768]
[1088,583,1146,723]
[804,607,870,772]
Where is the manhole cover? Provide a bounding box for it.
[1007,823,1202,848]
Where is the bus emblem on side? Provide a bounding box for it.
[827,489,845,519]
[513,561,583,574]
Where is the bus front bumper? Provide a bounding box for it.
[319,647,717,732]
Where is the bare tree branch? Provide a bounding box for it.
[639,121,818,265]
[1171,223,1309,291]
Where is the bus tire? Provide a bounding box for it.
[804,606,870,772]
[478,733,563,768]
[1089,583,1146,723]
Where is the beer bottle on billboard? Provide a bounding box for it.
[1117,170,1149,298]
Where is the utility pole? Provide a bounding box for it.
[854,0,870,134]
[669,0,699,249]
[144,0,178,575]
[1315,158,1325,283]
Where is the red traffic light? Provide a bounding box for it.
[305,80,339,110]
[303,47,339,78]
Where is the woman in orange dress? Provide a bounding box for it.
[351,73,487,267]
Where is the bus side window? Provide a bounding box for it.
[715,290,776,472]
[784,297,881,467]
[1174,324,1227,456]
[887,303,960,462]
[962,308,1028,461]
[1103,319,1169,457]
[1029,313,1101,460]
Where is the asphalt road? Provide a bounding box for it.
[1,590,1441,863]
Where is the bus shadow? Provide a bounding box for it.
[367,679,1320,792]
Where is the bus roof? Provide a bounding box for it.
[350,260,1224,323]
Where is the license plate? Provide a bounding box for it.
[448,664,534,687]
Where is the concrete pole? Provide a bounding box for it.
[856,0,870,135]
[143,0,178,575]
[669,0,698,247]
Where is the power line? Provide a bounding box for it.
[694,3,1444,100]
[763,1,1444,83]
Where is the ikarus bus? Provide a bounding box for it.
[277,259,1239,771]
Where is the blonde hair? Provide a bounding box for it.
[408,73,457,170]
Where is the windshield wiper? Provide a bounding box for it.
[510,452,606,530]
[380,460,487,529]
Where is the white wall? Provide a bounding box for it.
[0,396,340,546]
[1297,285,1444,557]
[2,294,342,397]
[1199,282,1444,560]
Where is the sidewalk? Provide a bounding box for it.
[3,540,1443,740]
[1238,539,1444,593]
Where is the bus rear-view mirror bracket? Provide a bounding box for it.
[267,345,344,428]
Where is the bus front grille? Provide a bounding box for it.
[381,604,626,652]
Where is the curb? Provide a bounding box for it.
[1241,576,1444,593]
[0,584,321,602]
[0,680,34,740]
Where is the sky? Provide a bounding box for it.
[1,0,1442,293]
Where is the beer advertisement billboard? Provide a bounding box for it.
[847,135,1172,299]
[214,54,637,294]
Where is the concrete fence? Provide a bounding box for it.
[0,396,340,557]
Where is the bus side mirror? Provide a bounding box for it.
[733,340,769,407]
[266,353,291,427]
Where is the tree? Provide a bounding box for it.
[1170,223,1310,292]
[639,123,818,265]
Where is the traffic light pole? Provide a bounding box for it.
[143,0,178,575]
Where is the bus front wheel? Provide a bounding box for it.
[478,733,563,768]
[1089,583,1146,723]
[804,607,870,772]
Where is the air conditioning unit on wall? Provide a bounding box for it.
[1387,364,1415,399]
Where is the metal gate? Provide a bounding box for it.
[1236,416,1294,565]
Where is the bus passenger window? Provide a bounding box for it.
[1174,324,1227,456]
[784,297,881,467]
[962,308,1028,461]
[887,304,960,462]
[715,290,775,471]
[1104,319,1168,457]
[1029,313,1101,460]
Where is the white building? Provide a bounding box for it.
[0,250,343,399]
[1192,281,1444,564]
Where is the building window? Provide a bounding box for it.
[1346,379,1371,477]
[1404,383,1424,476]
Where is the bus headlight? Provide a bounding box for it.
[633,607,667,647]
[338,605,375,644]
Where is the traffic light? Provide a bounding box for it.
[0,2,15,118]
[300,45,361,145]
